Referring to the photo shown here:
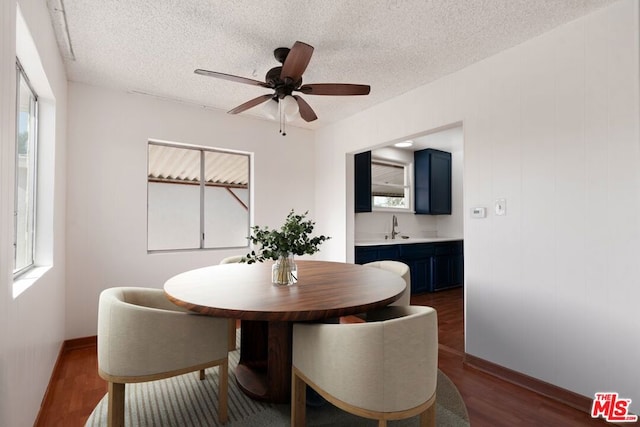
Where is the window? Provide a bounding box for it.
[14,61,38,275]
[147,141,251,251]
[371,159,411,210]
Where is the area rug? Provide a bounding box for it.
[86,337,469,427]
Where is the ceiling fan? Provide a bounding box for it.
[194,41,370,127]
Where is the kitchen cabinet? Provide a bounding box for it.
[354,151,372,212]
[355,148,451,214]
[355,240,463,293]
[354,244,399,264]
[431,242,464,291]
[414,148,451,215]
[408,259,433,294]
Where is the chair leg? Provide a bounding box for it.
[218,359,229,423]
[199,369,205,380]
[420,402,436,427]
[107,382,125,427]
[227,319,237,351]
[291,370,306,427]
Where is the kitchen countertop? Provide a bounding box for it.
[355,237,463,247]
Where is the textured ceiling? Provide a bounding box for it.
[47,0,617,130]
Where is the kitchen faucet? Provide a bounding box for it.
[391,215,399,239]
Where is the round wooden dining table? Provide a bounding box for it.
[164,260,406,403]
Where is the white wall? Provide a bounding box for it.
[316,0,639,412]
[0,0,68,426]
[65,82,316,339]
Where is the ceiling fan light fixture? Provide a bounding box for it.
[282,95,299,121]
[263,98,279,120]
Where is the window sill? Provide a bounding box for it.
[13,265,52,299]
[372,207,414,213]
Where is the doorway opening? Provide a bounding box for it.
[351,122,465,353]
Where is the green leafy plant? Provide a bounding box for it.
[244,210,330,263]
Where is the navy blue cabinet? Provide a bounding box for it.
[354,151,372,212]
[354,244,399,264]
[431,242,464,291]
[409,259,433,294]
[354,240,463,293]
[398,243,435,294]
[356,148,451,215]
[414,149,451,215]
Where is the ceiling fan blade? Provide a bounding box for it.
[293,95,318,122]
[297,83,370,96]
[228,94,273,114]
[280,41,314,82]
[194,69,270,88]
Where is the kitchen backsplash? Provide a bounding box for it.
[355,211,442,241]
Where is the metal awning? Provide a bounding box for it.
[148,143,248,188]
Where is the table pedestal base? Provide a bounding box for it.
[236,320,293,403]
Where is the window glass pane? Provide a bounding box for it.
[14,66,37,273]
[373,195,407,208]
[203,152,249,248]
[148,182,200,250]
[371,160,409,209]
[148,145,201,250]
[147,142,250,251]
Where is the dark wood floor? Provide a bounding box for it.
[36,287,606,426]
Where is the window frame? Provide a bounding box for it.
[371,158,412,212]
[13,59,39,277]
[146,140,252,253]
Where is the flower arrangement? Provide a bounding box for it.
[244,210,330,284]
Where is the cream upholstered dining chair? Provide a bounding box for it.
[219,255,245,351]
[98,287,229,426]
[292,305,438,427]
[219,255,245,264]
[340,260,411,324]
[364,260,411,306]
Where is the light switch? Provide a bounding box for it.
[495,198,506,216]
